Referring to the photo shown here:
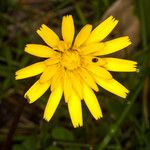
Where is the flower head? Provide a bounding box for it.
[16,15,137,127]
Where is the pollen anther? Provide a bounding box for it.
[60,50,81,70]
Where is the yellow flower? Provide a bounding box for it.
[16,15,137,128]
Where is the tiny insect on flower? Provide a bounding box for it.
[15,15,137,128]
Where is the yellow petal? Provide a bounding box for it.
[62,15,75,47]
[82,56,106,66]
[44,57,60,66]
[74,24,92,48]
[83,83,103,119]
[94,77,129,98]
[51,67,64,91]
[43,83,63,121]
[44,53,61,66]
[24,80,50,103]
[94,36,131,56]
[85,16,118,44]
[102,58,137,72]
[57,40,68,52]
[80,43,104,55]
[25,44,55,58]
[15,62,46,80]
[39,65,59,83]
[37,24,59,48]
[68,90,83,128]
[68,71,83,99]
[63,71,72,103]
[85,64,112,80]
[77,67,99,92]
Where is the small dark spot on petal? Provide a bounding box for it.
[92,58,98,62]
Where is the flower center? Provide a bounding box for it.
[61,50,81,70]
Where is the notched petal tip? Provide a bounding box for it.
[62,14,74,46]
[15,69,20,75]
[125,36,132,45]
[133,62,138,72]
[109,16,118,25]
[24,44,33,52]
[43,115,50,122]
[24,44,30,52]
[121,90,130,99]
[133,65,138,72]
[24,94,32,103]
[73,123,83,128]
[95,36,132,56]
[37,24,46,30]
[126,89,130,94]
[85,15,119,44]
[15,75,21,80]
[15,70,18,75]
[122,94,128,99]
[36,29,41,35]
[36,24,46,33]
[72,121,83,128]
[63,14,73,19]
[134,61,138,65]
[111,16,119,23]
[36,24,59,48]
[95,114,103,120]
[41,24,47,28]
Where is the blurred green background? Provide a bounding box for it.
[0,0,150,150]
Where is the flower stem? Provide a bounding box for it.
[138,0,150,128]
[3,99,27,150]
[98,76,145,150]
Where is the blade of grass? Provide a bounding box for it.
[138,0,150,128]
[73,1,87,25]
[97,72,146,150]
[98,0,150,149]
[3,99,27,150]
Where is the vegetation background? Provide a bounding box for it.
[0,0,150,149]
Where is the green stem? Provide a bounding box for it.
[138,0,150,128]
[98,76,145,150]
[98,0,150,149]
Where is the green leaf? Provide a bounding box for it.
[51,127,74,141]
[22,137,37,150]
